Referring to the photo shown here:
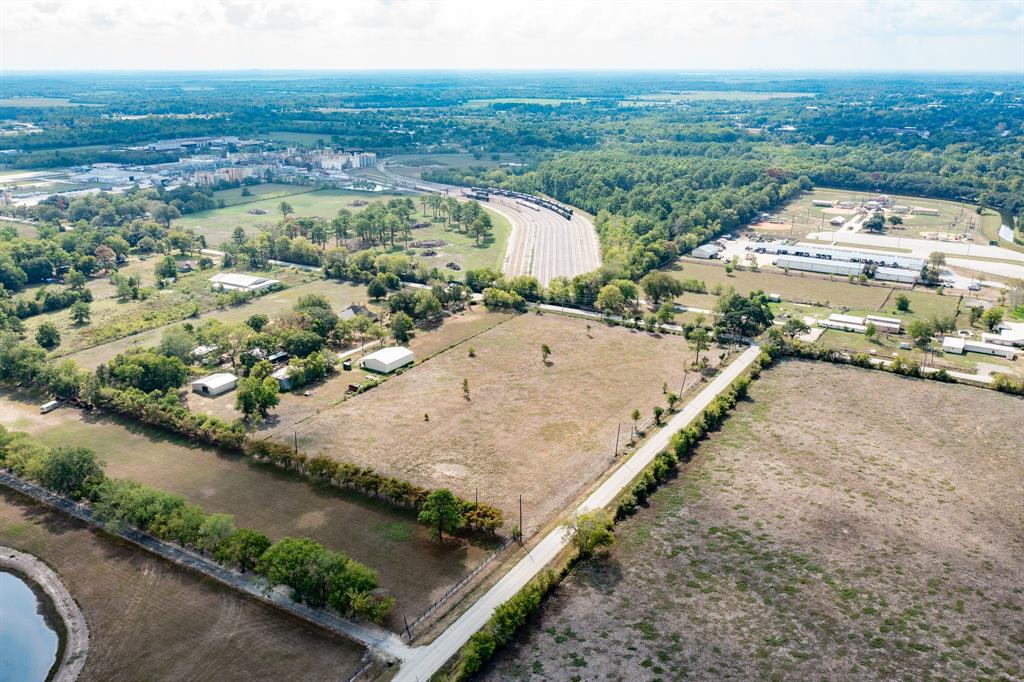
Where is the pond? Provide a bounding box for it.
[0,571,59,682]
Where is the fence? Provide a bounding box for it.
[403,536,514,638]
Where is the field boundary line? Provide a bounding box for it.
[0,471,412,661]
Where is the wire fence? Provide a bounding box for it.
[403,536,514,638]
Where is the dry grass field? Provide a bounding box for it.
[483,361,1024,681]
[281,313,704,530]
[0,390,493,624]
[0,491,366,682]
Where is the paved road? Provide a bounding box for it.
[393,345,763,681]
[0,471,412,662]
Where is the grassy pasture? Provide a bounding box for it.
[0,390,493,625]
[207,182,315,207]
[281,312,707,531]
[484,361,1024,681]
[0,492,365,682]
[62,278,369,370]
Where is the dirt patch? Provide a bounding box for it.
[280,313,701,532]
[483,361,1024,681]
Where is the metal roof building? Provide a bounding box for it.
[191,372,238,397]
[361,346,414,374]
[775,255,865,277]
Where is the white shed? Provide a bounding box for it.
[691,244,720,259]
[361,347,414,374]
[191,372,238,397]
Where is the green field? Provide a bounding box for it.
[207,182,315,207]
[629,90,815,102]
[174,189,406,245]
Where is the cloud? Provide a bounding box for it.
[2,0,1021,71]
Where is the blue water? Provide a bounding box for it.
[0,571,59,682]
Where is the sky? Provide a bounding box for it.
[2,0,1023,73]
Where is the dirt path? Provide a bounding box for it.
[1,545,89,682]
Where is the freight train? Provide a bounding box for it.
[469,187,573,220]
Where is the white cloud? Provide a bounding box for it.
[1,0,1022,72]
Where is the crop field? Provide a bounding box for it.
[62,278,368,370]
[484,361,1024,681]
[29,263,316,360]
[280,313,708,530]
[0,492,365,682]
[0,390,493,624]
[755,187,998,241]
[189,306,513,433]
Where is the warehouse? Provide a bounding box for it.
[942,336,1017,359]
[864,314,903,334]
[361,346,414,374]
[763,243,925,270]
[691,243,721,259]
[775,254,865,276]
[209,272,281,292]
[874,266,920,284]
[191,372,238,397]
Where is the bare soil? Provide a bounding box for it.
[281,313,699,531]
[0,491,366,682]
[483,361,1024,681]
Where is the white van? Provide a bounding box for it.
[40,400,60,414]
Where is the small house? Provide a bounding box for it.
[361,346,414,374]
[191,372,238,397]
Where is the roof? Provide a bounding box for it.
[271,367,292,380]
[865,315,902,325]
[191,344,219,357]
[363,346,414,365]
[209,272,278,289]
[192,372,237,389]
[339,304,376,320]
[692,244,720,257]
[829,313,865,325]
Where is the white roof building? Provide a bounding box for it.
[691,244,721,259]
[361,346,414,374]
[775,255,865,277]
[209,272,280,292]
[874,266,920,284]
[942,336,1017,359]
[191,372,238,397]
[982,321,1024,348]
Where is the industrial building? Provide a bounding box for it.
[763,243,925,271]
[874,266,920,284]
[361,346,414,374]
[209,273,281,293]
[982,321,1024,348]
[691,244,721,259]
[775,254,865,276]
[942,336,1017,359]
[191,373,238,397]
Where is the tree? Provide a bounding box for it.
[94,244,117,271]
[929,251,947,271]
[418,489,465,542]
[981,306,1004,331]
[70,301,91,326]
[541,344,552,365]
[639,271,684,304]
[197,513,237,555]
[35,322,61,349]
[865,321,878,341]
[391,311,415,343]
[714,291,774,339]
[109,349,187,392]
[235,360,279,422]
[687,327,711,367]
[887,215,903,227]
[565,510,614,557]
[64,269,87,290]
[462,378,470,400]
[155,255,179,280]
[216,528,271,573]
[656,301,675,327]
[246,313,269,332]
[36,446,104,500]
[152,203,181,228]
[895,293,911,312]
[367,276,388,301]
[652,405,665,425]
[630,408,641,442]
[863,214,886,233]
[279,201,294,221]
[907,319,934,348]
[782,318,810,340]
[596,284,625,317]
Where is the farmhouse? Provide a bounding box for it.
[361,346,414,374]
[208,272,280,292]
[942,336,1017,359]
[874,266,920,284]
[775,254,865,276]
[191,372,238,397]
[691,243,721,259]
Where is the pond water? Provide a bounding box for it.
[0,571,59,682]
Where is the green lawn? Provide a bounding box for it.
[208,183,315,207]
[383,208,511,276]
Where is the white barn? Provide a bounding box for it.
[361,347,414,374]
[191,372,238,397]
[209,272,280,292]
[691,244,720,259]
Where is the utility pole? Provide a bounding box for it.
[518,494,523,545]
[614,423,621,457]
[293,432,298,455]
[404,615,411,640]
